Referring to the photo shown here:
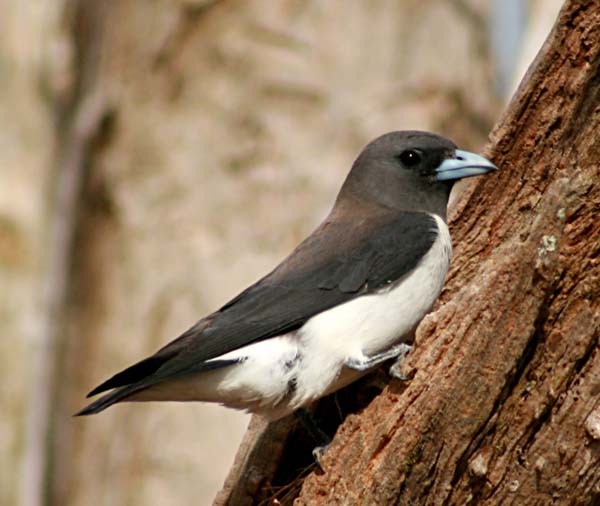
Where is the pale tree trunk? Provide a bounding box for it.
[216,1,600,504]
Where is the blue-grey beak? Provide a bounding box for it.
[435,149,498,182]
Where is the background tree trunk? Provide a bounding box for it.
[7,1,500,505]
[217,1,600,504]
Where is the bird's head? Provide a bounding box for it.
[338,131,497,218]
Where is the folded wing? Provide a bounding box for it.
[77,210,438,415]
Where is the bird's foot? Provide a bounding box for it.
[345,343,413,372]
[312,443,329,472]
[388,344,414,380]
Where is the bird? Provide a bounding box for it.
[76,130,497,421]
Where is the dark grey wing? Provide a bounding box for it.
[79,211,438,412]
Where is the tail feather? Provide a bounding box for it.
[76,358,241,416]
[87,353,177,397]
[75,385,143,416]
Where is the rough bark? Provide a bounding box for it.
[217,1,600,505]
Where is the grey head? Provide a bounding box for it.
[336,131,497,220]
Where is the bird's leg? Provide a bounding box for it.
[294,408,331,469]
[294,408,331,446]
[345,343,413,379]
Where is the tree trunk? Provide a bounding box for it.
[216,1,600,504]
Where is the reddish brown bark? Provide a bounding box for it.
[216,1,600,504]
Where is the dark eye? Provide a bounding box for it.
[398,149,422,167]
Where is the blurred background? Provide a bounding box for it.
[0,1,562,505]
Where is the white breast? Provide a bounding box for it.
[301,215,451,355]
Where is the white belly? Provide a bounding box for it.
[134,215,452,420]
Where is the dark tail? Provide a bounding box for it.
[86,353,177,398]
[73,353,178,416]
[74,384,144,416]
[75,358,239,416]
